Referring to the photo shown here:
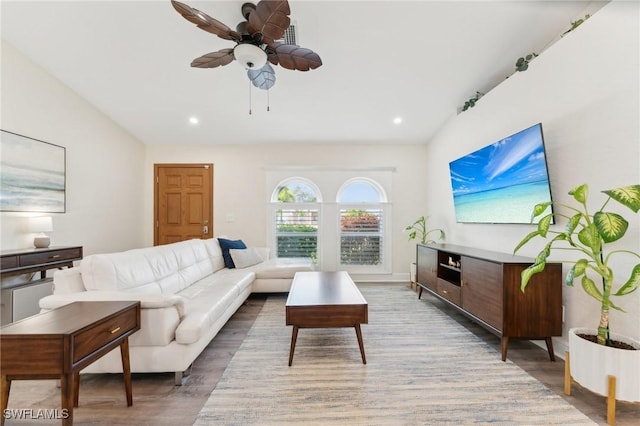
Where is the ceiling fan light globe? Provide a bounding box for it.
[234,43,267,70]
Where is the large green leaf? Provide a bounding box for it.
[532,202,552,219]
[594,211,628,243]
[536,213,552,237]
[521,262,546,291]
[570,184,588,204]
[577,223,601,251]
[565,259,588,285]
[581,275,604,302]
[603,185,640,213]
[615,263,640,296]
[565,213,582,234]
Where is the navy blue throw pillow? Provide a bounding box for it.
[218,238,247,268]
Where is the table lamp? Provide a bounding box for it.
[29,216,53,248]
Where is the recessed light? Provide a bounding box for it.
[189,117,199,124]
[393,117,403,125]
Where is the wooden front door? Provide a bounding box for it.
[154,164,213,246]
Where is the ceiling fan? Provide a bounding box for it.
[171,0,322,91]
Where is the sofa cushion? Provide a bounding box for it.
[229,248,264,269]
[249,257,314,279]
[80,239,216,294]
[175,269,254,344]
[217,238,246,268]
[203,238,226,272]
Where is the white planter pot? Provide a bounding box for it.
[410,261,416,283]
[569,327,640,402]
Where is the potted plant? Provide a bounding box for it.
[405,216,445,290]
[513,183,640,408]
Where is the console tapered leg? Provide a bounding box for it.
[288,326,299,366]
[355,324,367,364]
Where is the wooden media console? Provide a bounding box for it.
[416,243,562,361]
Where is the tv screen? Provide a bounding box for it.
[448,123,554,224]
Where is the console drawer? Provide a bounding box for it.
[437,278,461,306]
[72,307,138,363]
[19,247,83,266]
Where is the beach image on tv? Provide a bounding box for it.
[448,123,553,224]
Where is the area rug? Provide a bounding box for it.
[195,285,594,425]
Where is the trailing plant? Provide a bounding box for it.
[462,91,484,111]
[405,216,445,244]
[514,184,640,346]
[563,14,591,36]
[515,53,538,72]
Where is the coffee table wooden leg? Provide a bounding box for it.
[1,375,11,426]
[120,338,133,406]
[355,324,366,364]
[288,326,299,366]
[60,373,74,426]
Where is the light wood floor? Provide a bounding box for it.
[4,284,638,425]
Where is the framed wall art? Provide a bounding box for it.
[0,130,66,213]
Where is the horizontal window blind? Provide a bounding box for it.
[339,208,383,266]
[275,208,318,258]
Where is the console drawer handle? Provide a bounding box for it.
[49,255,61,259]
[110,326,121,334]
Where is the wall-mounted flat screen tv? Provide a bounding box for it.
[448,123,554,224]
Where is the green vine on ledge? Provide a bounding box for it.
[515,53,538,72]
[462,91,484,112]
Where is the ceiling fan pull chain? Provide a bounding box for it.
[249,79,252,115]
[267,89,270,112]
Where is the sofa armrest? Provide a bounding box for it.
[39,292,186,317]
[52,267,86,294]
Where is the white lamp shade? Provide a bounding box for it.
[233,43,267,70]
[28,216,53,233]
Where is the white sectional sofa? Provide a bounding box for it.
[38,238,313,384]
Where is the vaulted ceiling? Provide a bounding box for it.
[1,1,604,145]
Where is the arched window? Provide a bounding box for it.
[337,178,389,272]
[270,178,321,261]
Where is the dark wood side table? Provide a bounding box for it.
[1,301,141,425]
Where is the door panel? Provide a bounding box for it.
[154,164,213,246]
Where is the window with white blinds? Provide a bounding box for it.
[339,208,383,266]
[275,206,318,259]
[272,179,319,261]
[337,179,388,271]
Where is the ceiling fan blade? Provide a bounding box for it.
[191,48,235,68]
[248,63,276,90]
[247,0,290,45]
[270,43,322,71]
[171,0,241,42]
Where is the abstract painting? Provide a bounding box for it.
[0,130,66,212]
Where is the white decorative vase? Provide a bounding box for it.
[569,327,640,402]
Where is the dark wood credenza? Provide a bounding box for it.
[416,243,562,361]
[0,246,83,325]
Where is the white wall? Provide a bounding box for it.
[0,41,146,267]
[424,2,640,349]
[144,143,429,280]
